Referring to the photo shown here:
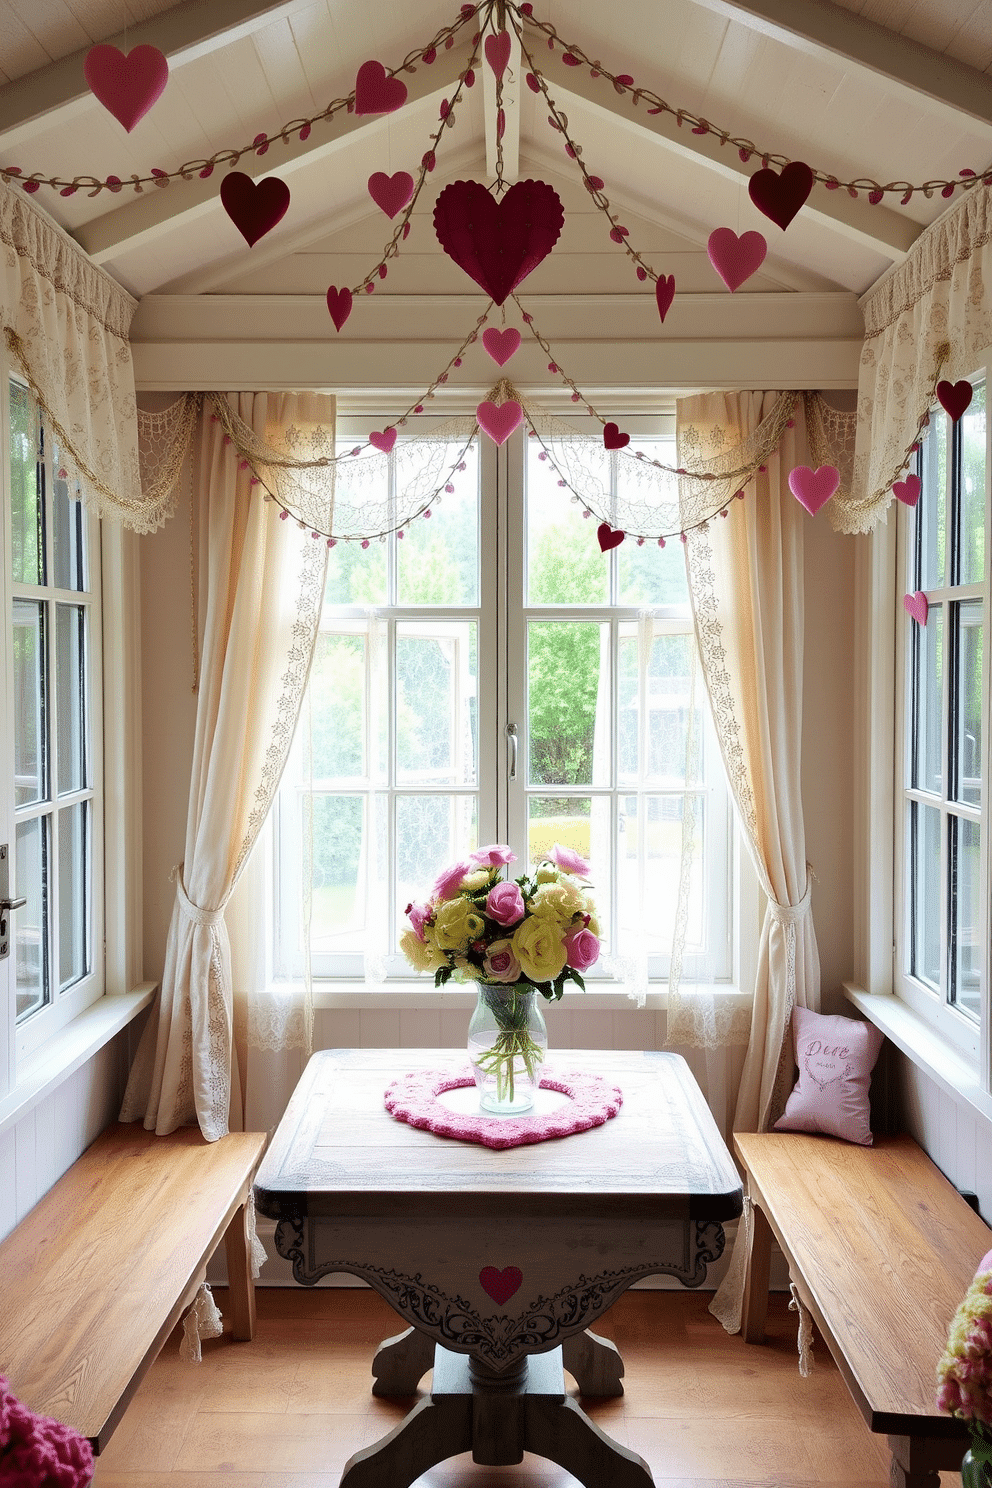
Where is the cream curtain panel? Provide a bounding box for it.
[121,392,333,1139]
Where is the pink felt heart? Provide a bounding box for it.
[368,170,414,219]
[597,523,626,551]
[707,228,767,293]
[477,400,523,445]
[326,285,353,331]
[904,591,929,626]
[482,327,521,366]
[655,274,676,323]
[893,474,922,507]
[434,179,564,305]
[788,464,839,515]
[748,161,814,231]
[354,60,408,116]
[220,172,290,247]
[603,422,629,450]
[479,1266,523,1305]
[368,429,397,453]
[84,44,168,132]
[485,31,512,79]
[937,380,973,422]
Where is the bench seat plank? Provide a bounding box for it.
[0,1122,266,1452]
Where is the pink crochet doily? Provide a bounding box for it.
[383,1065,623,1149]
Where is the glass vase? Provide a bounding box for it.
[467,984,548,1115]
[962,1439,992,1488]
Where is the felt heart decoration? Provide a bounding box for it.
[936,380,973,421]
[893,474,922,507]
[368,170,414,219]
[479,1266,523,1305]
[748,161,814,231]
[326,286,353,331]
[84,44,169,132]
[904,591,929,626]
[603,422,629,450]
[485,31,512,79]
[482,327,521,366]
[434,179,564,305]
[477,400,523,445]
[368,429,397,453]
[354,60,408,116]
[788,464,839,515]
[597,523,626,551]
[655,275,676,323]
[220,172,290,247]
[707,228,767,293]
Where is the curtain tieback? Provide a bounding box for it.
[174,866,226,928]
[766,869,812,929]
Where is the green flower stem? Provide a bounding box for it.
[475,986,544,1103]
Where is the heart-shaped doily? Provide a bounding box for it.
[603,422,629,450]
[479,1266,523,1305]
[748,161,814,231]
[904,591,929,626]
[434,179,564,305]
[368,428,397,453]
[893,474,922,506]
[655,274,676,322]
[598,522,625,551]
[482,327,521,366]
[477,400,523,444]
[220,172,290,247]
[84,43,169,132]
[708,228,767,293]
[368,170,414,219]
[788,464,839,515]
[485,31,512,78]
[936,380,973,421]
[354,60,408,116]
[326,285,353,331]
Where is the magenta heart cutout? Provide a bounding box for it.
[482,327,521,366]
[326,286,353,331]
[435,179,564,305]
[707,228,767,293]
[936,380,973,422]
[597,523,626,551]
[84,44,168,132]
[788,464,839,515]
[479,1266,523,1305]
[655,275,676,322]
[354,60,408,116]
[893,474,922,507]
[368,170,414,219]
[904,591,929,626]
[603,422,629,451]
[369,429,397,453]
[485,31,512,79]
[220,172,290,247]
[748,161,814,231]
[477,400,523,445]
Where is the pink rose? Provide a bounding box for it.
[486,880,525,927]
[432,859,471,901]
[472,843,516,867]
[405,901,430,941]
[564,925,599,972]
[549,843,590,878]
[483,939,521,983]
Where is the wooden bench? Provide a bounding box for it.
[0,1121,267,1454]
[736,1130,991,1488]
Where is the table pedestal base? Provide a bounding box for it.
[372,1325,625,1399]
[344,1344,652,1488]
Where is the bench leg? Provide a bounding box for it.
[886,1434,949,1488]
[223,1201,257,1342]
[741,1198,772,1344]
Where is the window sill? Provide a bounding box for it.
[844,981,992,1128]
[304,981,751,1014]
[0,983,156,1139]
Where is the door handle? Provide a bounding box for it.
[506,722,518,781]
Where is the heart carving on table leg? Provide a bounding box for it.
[479,1266,523,1305]
[434,179,564,304]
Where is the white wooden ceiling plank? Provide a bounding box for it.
[942,5,992,75]
[0,8,53,82]
[14,0,89,59]
[250,15,318,118]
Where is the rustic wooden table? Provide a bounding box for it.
[253,1047,742,1488]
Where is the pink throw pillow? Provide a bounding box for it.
[773,1007,884,1146]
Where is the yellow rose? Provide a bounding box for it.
[433,897,486,951]
[512,914,567,982]
[535,863,557,884]
[453,955,483,980]
[400,929,447,973]
[531,879,584,923]
[461,868,491,892]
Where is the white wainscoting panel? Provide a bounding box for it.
[895,1051,992,1226]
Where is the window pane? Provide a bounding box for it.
[57,801,88,990]
[909,800,941,991]
[949,815,981,1020]
[396,795,477,918]
[396,622,477,786]
[397,443,478,605]
[616,442,689,606]
[911,601,942,795]
[311,632,366,780]
[323,444,387,604]
[311,794,366,950]
[15,815,48,1021]
[618,793,703,952]
[955,602,982,808]
[56,603,86,795]
[13,599,46,808]
[52,441,86,593]
[918,413,947,589]
[527,442,608,605]
[958,381,986,587]
[10,379,43,587]
[528,621,609,787]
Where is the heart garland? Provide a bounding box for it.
[707,229,767,292]
[597,523,626,551]
[368,429,397,453]
[893,474,922,507]
[482,327,521,366]
[368,170,414,219]
[936,380,974,421]
[220,172,290,247]
[603,422,629,450]
[748,161,814,231]
[434,179,565,304]
[326,286,353,331]
[789,464,840,515]
[904,591,929,626]
[84,44,169,132]
[354,60,408,116]
[477,400,524,444]
[485,31,513,78]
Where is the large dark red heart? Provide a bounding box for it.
[603,422,629,450]
[597,523,625,551]
[937,380,973,422]
[84,44,169,132]
[748,161,814,231]
[434,179,564,305]
[220,172,290,247]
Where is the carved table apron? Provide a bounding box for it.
[254,1048,742,1488]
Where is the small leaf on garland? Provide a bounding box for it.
[485,31,512,79]
[597,523,626,551]
[481,326,521,366]
[655,274,676,322]
[220,171,290,246]
[526,72,541,92]
[707,228,766,292]
[354,60,408,116]
[326,285,353,331]
[368,429,397,453]
[477,400,524,445]
[603,422,629,450]
[368,170,414,218]
[84,44,168,132]
[747,160,814,230]
[936,380,973,421]
[893,474,922,506]
[904,591,929,626]
[788,464,839,515]
[434,178,564,304]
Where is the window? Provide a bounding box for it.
[273,422,730,986]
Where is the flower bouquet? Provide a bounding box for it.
[936,1248,992,1486]
[400,843,600,1112]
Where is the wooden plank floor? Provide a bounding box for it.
[89,1287,961,1488]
